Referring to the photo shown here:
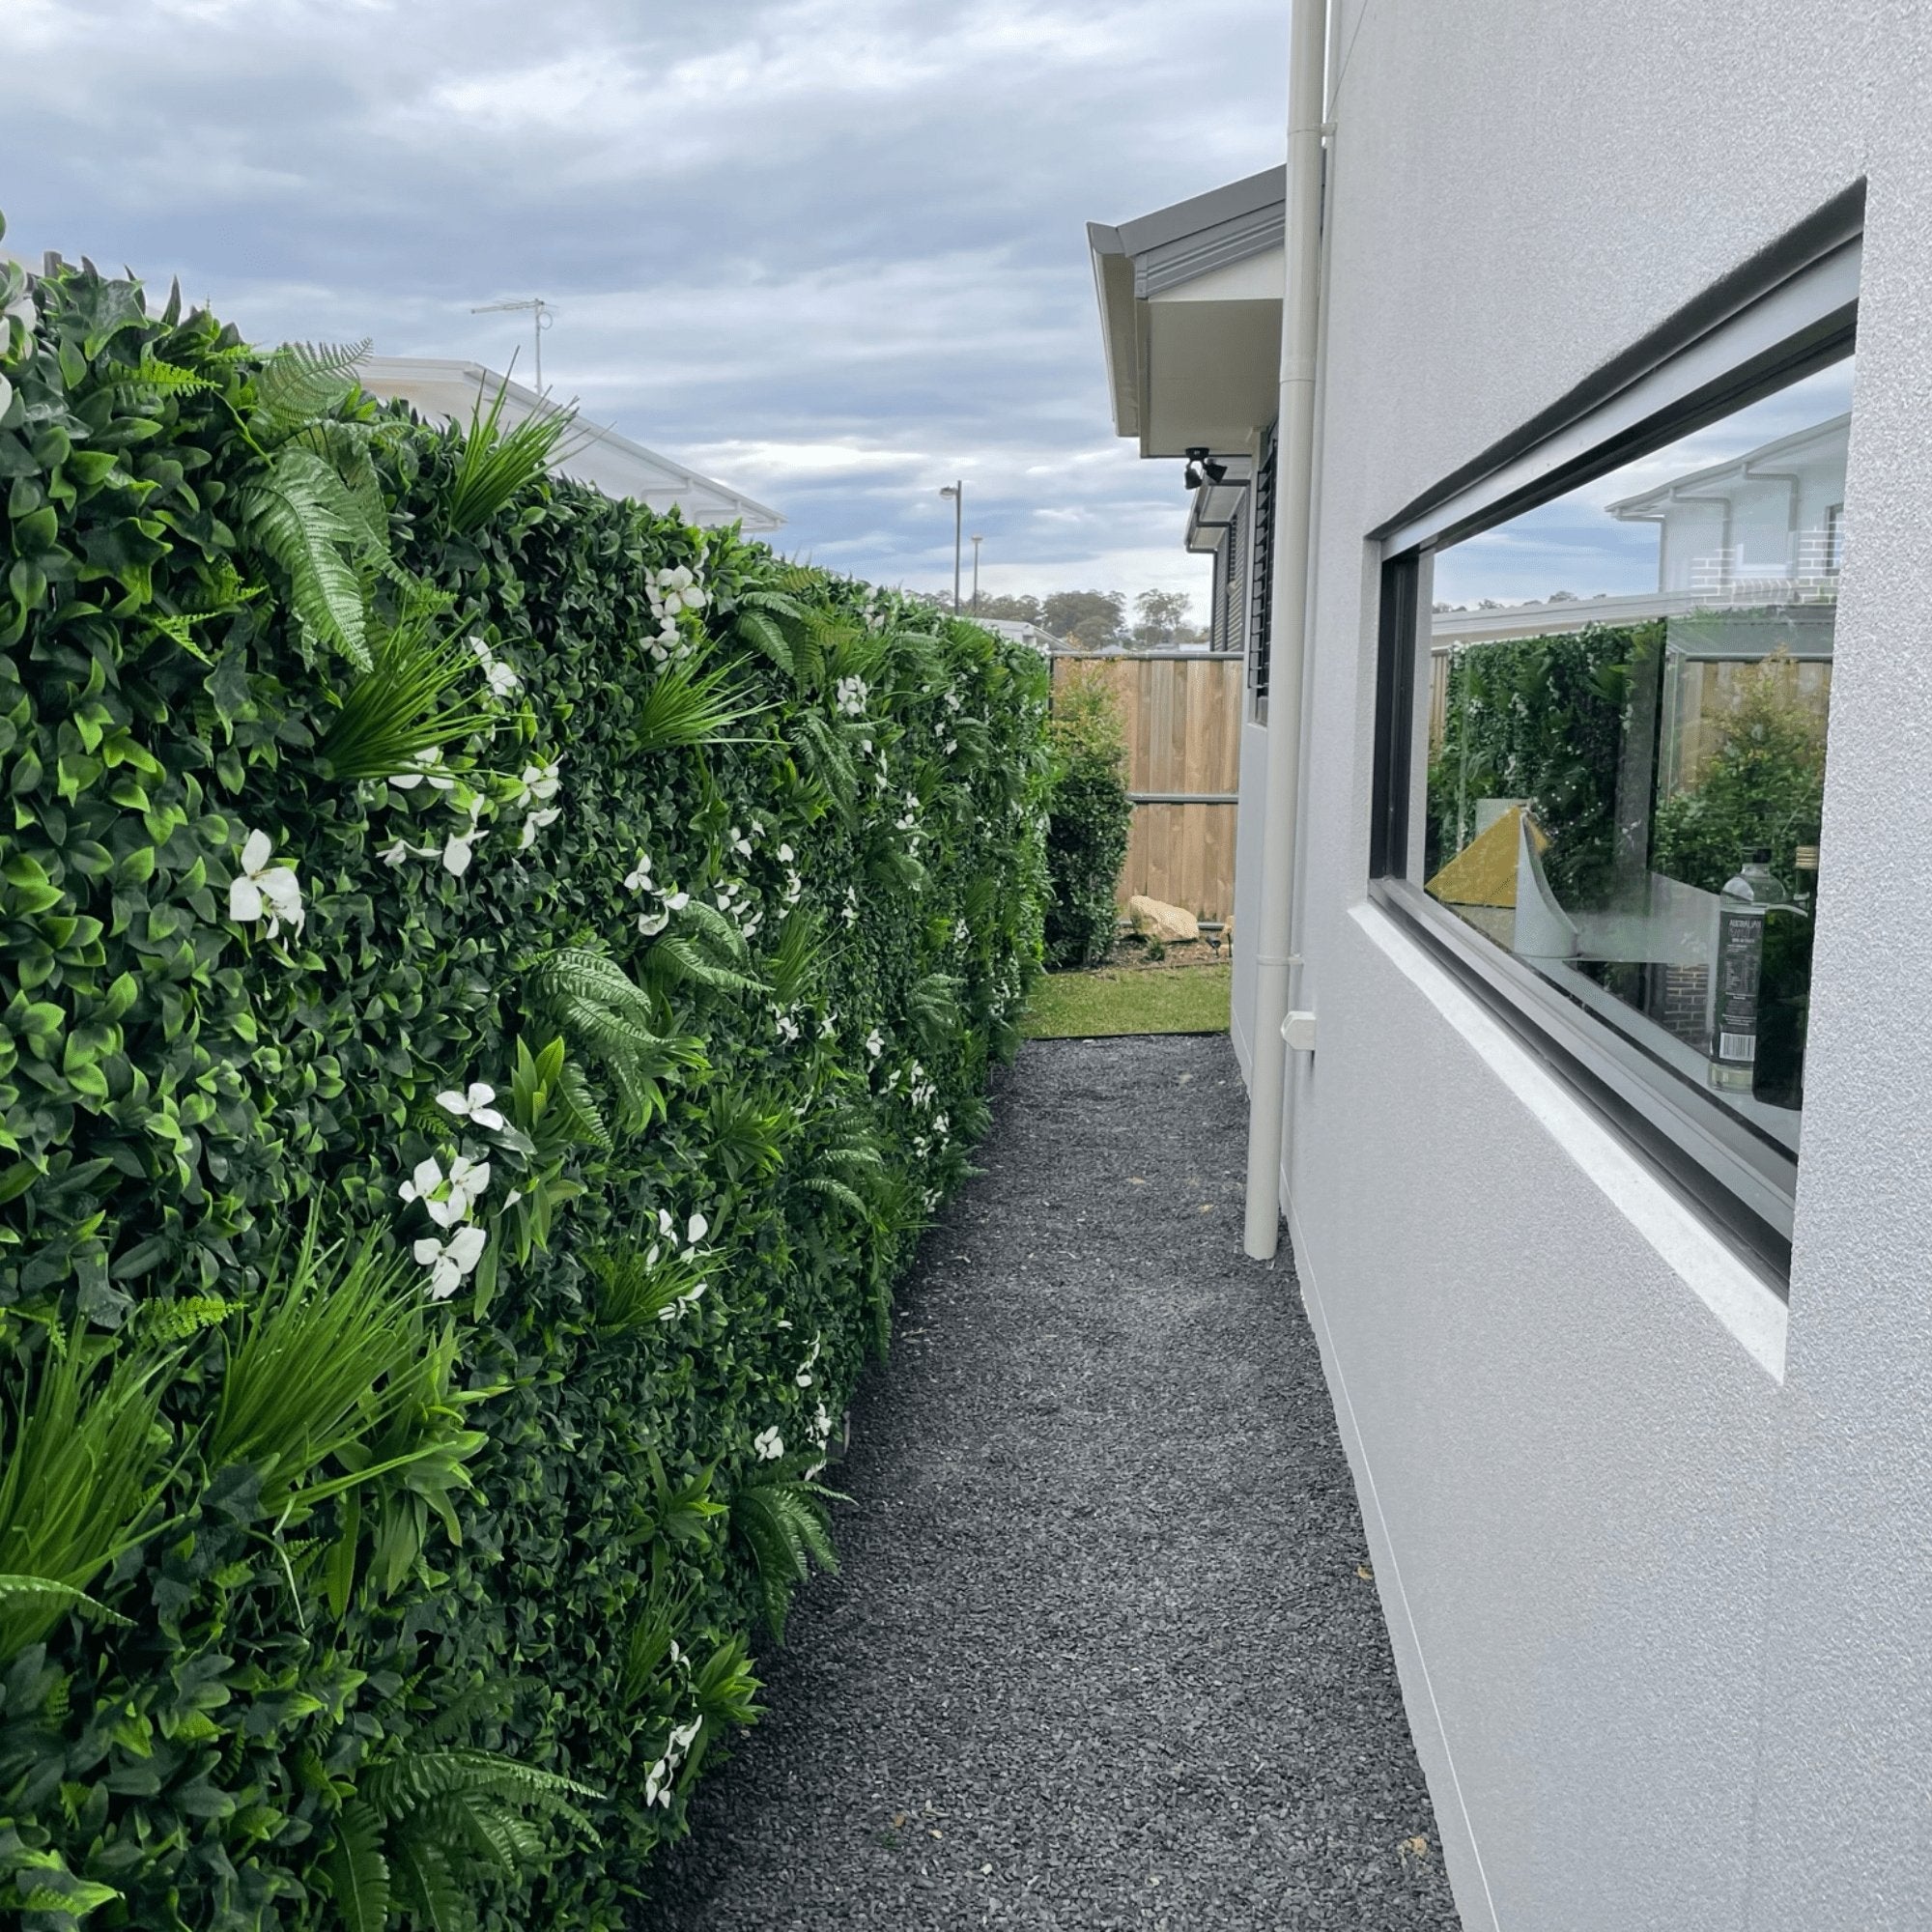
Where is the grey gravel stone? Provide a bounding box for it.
[640,1034,1463,1931]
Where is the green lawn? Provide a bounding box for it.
[1023,962,1232,1039]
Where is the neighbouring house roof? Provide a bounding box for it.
[1604,413,1851,522]
[977,618,1064,652]
[1088,169,1286,458]
[358,356,784,533]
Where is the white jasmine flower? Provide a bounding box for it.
[377,837,426,869]
[522,759,562,804]
[399,1155,444,1209]
[469,634,522,697]
[729,825,753,858]
[229,829,305,941]
[638,906,670,937]
[777,842,794,864]
[414,1224,487,1300]
[517,806,560,851]
[441,807,486,877]
[391,748,456,792]
[624,854,655,893]
[865,1027,884,1060]
[836,674,868,717]
[753,1427,784,1462]
[447,1151,492,1208]
[437,1082,506,1131]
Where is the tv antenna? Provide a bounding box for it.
[470,296,554,391]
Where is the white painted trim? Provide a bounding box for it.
[1284,1180,1505,1932]
[1350,901,1789,1381]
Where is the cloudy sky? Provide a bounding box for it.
[4,0,1294,613]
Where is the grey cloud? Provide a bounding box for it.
[3,0,1291,603]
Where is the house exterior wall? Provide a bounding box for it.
[1256,4,1932,1928]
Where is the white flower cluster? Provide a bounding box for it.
[468,633,521,699]
[835,674,868,717]
[644,1715,703,1810]
[647,1207,711,1321]
[647,562,709,665]
[773,1005,803,1045]
[841,885,860,927]
[228,829,305,944]
[713,876,762,941]
[865,1026,885,1061]
[894,788,925,855]
[624,850,691,938]
[402,1151,492,1298]
[753,1425,784,1461]
[380,753,562,874]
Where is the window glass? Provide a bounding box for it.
[1422,356,1851,1142]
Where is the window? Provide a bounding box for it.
[1248,422,1277,721]
[1370,225,1859,1282]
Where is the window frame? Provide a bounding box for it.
[1367,201,1863,1292]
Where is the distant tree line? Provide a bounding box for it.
[968,587,1205,649]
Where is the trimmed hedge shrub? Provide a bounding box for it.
[0,236,1049,1930]
[1041,668,1130,969]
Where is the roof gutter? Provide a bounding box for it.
[1242,0,1331,1259]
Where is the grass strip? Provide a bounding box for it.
[1023,963,1231,1039]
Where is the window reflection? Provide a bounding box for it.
[1423,358,1850,1139]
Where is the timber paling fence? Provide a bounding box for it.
[1049,650,1241,921]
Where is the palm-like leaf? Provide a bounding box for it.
[632,657,762,754]
[0,1338,173,1658]
[443,375,578,536]
[316,601,499,781]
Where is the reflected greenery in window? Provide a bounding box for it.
[1423,356,1850,1132]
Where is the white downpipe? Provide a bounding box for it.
[1242,0,1328,1260]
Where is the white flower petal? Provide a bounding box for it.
[228,875,264,923]
[241,828,272,874]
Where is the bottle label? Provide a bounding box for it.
[1715,908,1764,1065]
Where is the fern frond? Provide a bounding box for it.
[252,337,371,442]
[97,355,215,398]
[732,607,794,677]
[320,1800,391,1932]
[800,1177,868,1218]
[134,1294,234,1345]
[730,1477,841,1640]
[553,1062,614,1151]
[643,936,765,997]
[0,1575,132,1629]
[234,446,372,668]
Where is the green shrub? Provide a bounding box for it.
[0,232,1049,1929]
[1042,668,1131,968]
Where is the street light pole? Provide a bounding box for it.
[939,481,962,611]
[971,533,983,613]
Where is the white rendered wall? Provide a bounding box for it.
[1280,4,1929,1928]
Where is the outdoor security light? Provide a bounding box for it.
[1182,446,1228,492]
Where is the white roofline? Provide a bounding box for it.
[359,356,784,533]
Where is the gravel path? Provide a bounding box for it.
[642,1034,1462,1931]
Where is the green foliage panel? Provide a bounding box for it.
[0,240,1050,1930]
[1041,668,1131,970]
